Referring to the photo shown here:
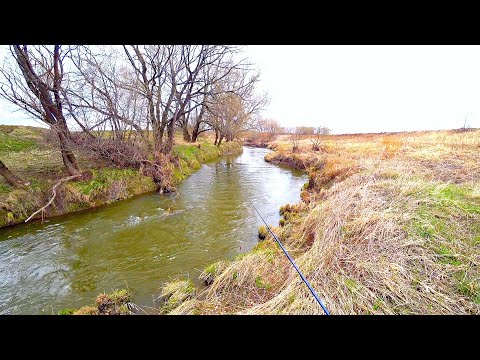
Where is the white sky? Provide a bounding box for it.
[1,45,480,133]
[245,45,480,133]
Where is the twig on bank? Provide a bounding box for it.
[25,174,81,223]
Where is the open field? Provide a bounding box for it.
[4,125,480,314]
[166,129,480,314]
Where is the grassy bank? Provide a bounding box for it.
[161,129,480,314]
[172,141,242,183]
[0,125,242,228]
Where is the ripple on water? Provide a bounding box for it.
[0,147,307,314]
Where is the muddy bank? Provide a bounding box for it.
[264,151,308,171]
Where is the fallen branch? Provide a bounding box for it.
[25,174,81,223]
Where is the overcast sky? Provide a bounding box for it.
[1,45,480,133]
[245,45,480,133]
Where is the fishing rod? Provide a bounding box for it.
[247,197,330,315]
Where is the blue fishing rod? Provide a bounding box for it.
[247,197,330,315]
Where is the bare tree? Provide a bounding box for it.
[207,92,264,146]
[289,127,302,152]
[0,45,81,176]
[190,100,211,142]
[257,118,281,142]
[66,46,148,145]
[205,67,267,146]
[122,45,178,157]
[0,45,266,193]
[296,126,315,135]
[311,126,331,151]
[462,112,473,132]
[166,46,251,152]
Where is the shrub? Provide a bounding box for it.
[258,225,268,240]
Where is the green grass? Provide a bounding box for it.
[0,183,12,194]
[0,131,37,152]
[345,278,358,292]
[76,168,136,195]
[252,239,277,263]
[436,246,461,266]
[372,298,383,311]
[58,308,76,315]
[204,262,220,277]
[171,142,242,184]
[173,144,200,162]
[0,125,45,153]
[200,260,229,285]
[424,183,480,214]
[71,168,155,199]
[288,293,295,305]
[174,142,241,164]
[474,235,480,245]
[159,279,196,313]
[72,288,131,315]
[405,181,480,307]
[455,271,480,304]
[234,253,248,261]
[109,289,130,304]
[0,187,44,227]
[255,276,272,290]
[409,182,480,243]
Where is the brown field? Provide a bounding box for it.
[169,129,480,314]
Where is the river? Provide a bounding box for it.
[0,147,307,314]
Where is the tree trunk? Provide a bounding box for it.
[217,134,224,147]
[182,122,191,142]
[0,160,29,188]
[214,129,219,145]
[162,119,175,155]
[57,132,80,176]
[56,120,81,176]
[191,103,205,143]
[12,45,80,176]
[153,121,164,159]
[191,123,199,142]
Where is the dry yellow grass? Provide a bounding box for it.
[166,129,480,314]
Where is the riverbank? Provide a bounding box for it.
[0,125,242,229]
[162,129,480,314]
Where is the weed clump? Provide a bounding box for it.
[72,289,131,315]
[73,306,99,315]
[58,308,75,315]
[94,289,131,315]
[158,279,196,314]
[200,261,229,286]
[258,225,268,240]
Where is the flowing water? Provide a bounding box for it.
[0,147,307,314]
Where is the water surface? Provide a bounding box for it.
[0,147,307,314]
